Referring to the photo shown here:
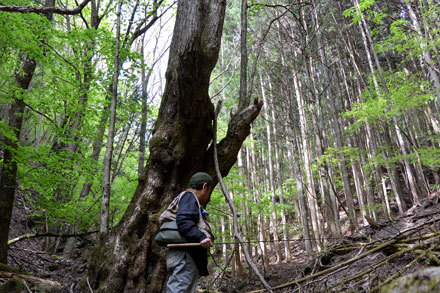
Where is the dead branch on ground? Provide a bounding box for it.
[0,271,62,288]
[8,230,98,246]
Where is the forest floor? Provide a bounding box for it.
[3,191,440,292]
[4,193,91,292]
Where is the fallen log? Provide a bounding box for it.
[328,237,439,291]
[0,271,62,288]
[370,241,440,292]
[8,230,98,246]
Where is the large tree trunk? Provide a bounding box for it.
[86,1,262,292]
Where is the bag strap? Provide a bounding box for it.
[177,191,201,211]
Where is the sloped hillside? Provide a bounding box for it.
[218,193,440,292]
[2,192,89,292]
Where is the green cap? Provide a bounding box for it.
[188,172,212,187]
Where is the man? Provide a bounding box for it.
[163,172,215,293]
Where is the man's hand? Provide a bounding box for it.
[200,238,213,249]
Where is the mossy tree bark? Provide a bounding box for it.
[85,0,262,292]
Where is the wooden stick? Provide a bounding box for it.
[167,243,201,248]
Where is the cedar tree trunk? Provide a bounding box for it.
[85,0,262,292]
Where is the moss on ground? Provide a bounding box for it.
[0,279,25,293]
[382,267,440,293]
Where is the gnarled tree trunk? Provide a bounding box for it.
[85,1,262,292]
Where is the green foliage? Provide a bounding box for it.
[400,147,440,169]
[282,178,297,200]
[248,0,268,18]
[111,175,137,225]
[344,71,434,128]
[28,192,101,230]
[342,0,386,26]
[0,0,161,233]
[363,202,384,214]
[0,121,17,144]
[14,144,101,228]
[18,146,79,195]
[316,146,361,167]
[342,64,437,173]
[0,12,49,61]
[376,20,413,56]
[343,0,376,23]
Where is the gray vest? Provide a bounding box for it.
[159,191,214,240]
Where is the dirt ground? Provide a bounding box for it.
[6,193,89,292]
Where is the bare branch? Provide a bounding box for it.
[0,0,91,15]
[7,230,98,246]
[129,0,176,46]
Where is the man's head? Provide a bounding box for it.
[188,172,212,206]
[188,172,212,190]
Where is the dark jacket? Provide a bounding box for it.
[176,191,210,276]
